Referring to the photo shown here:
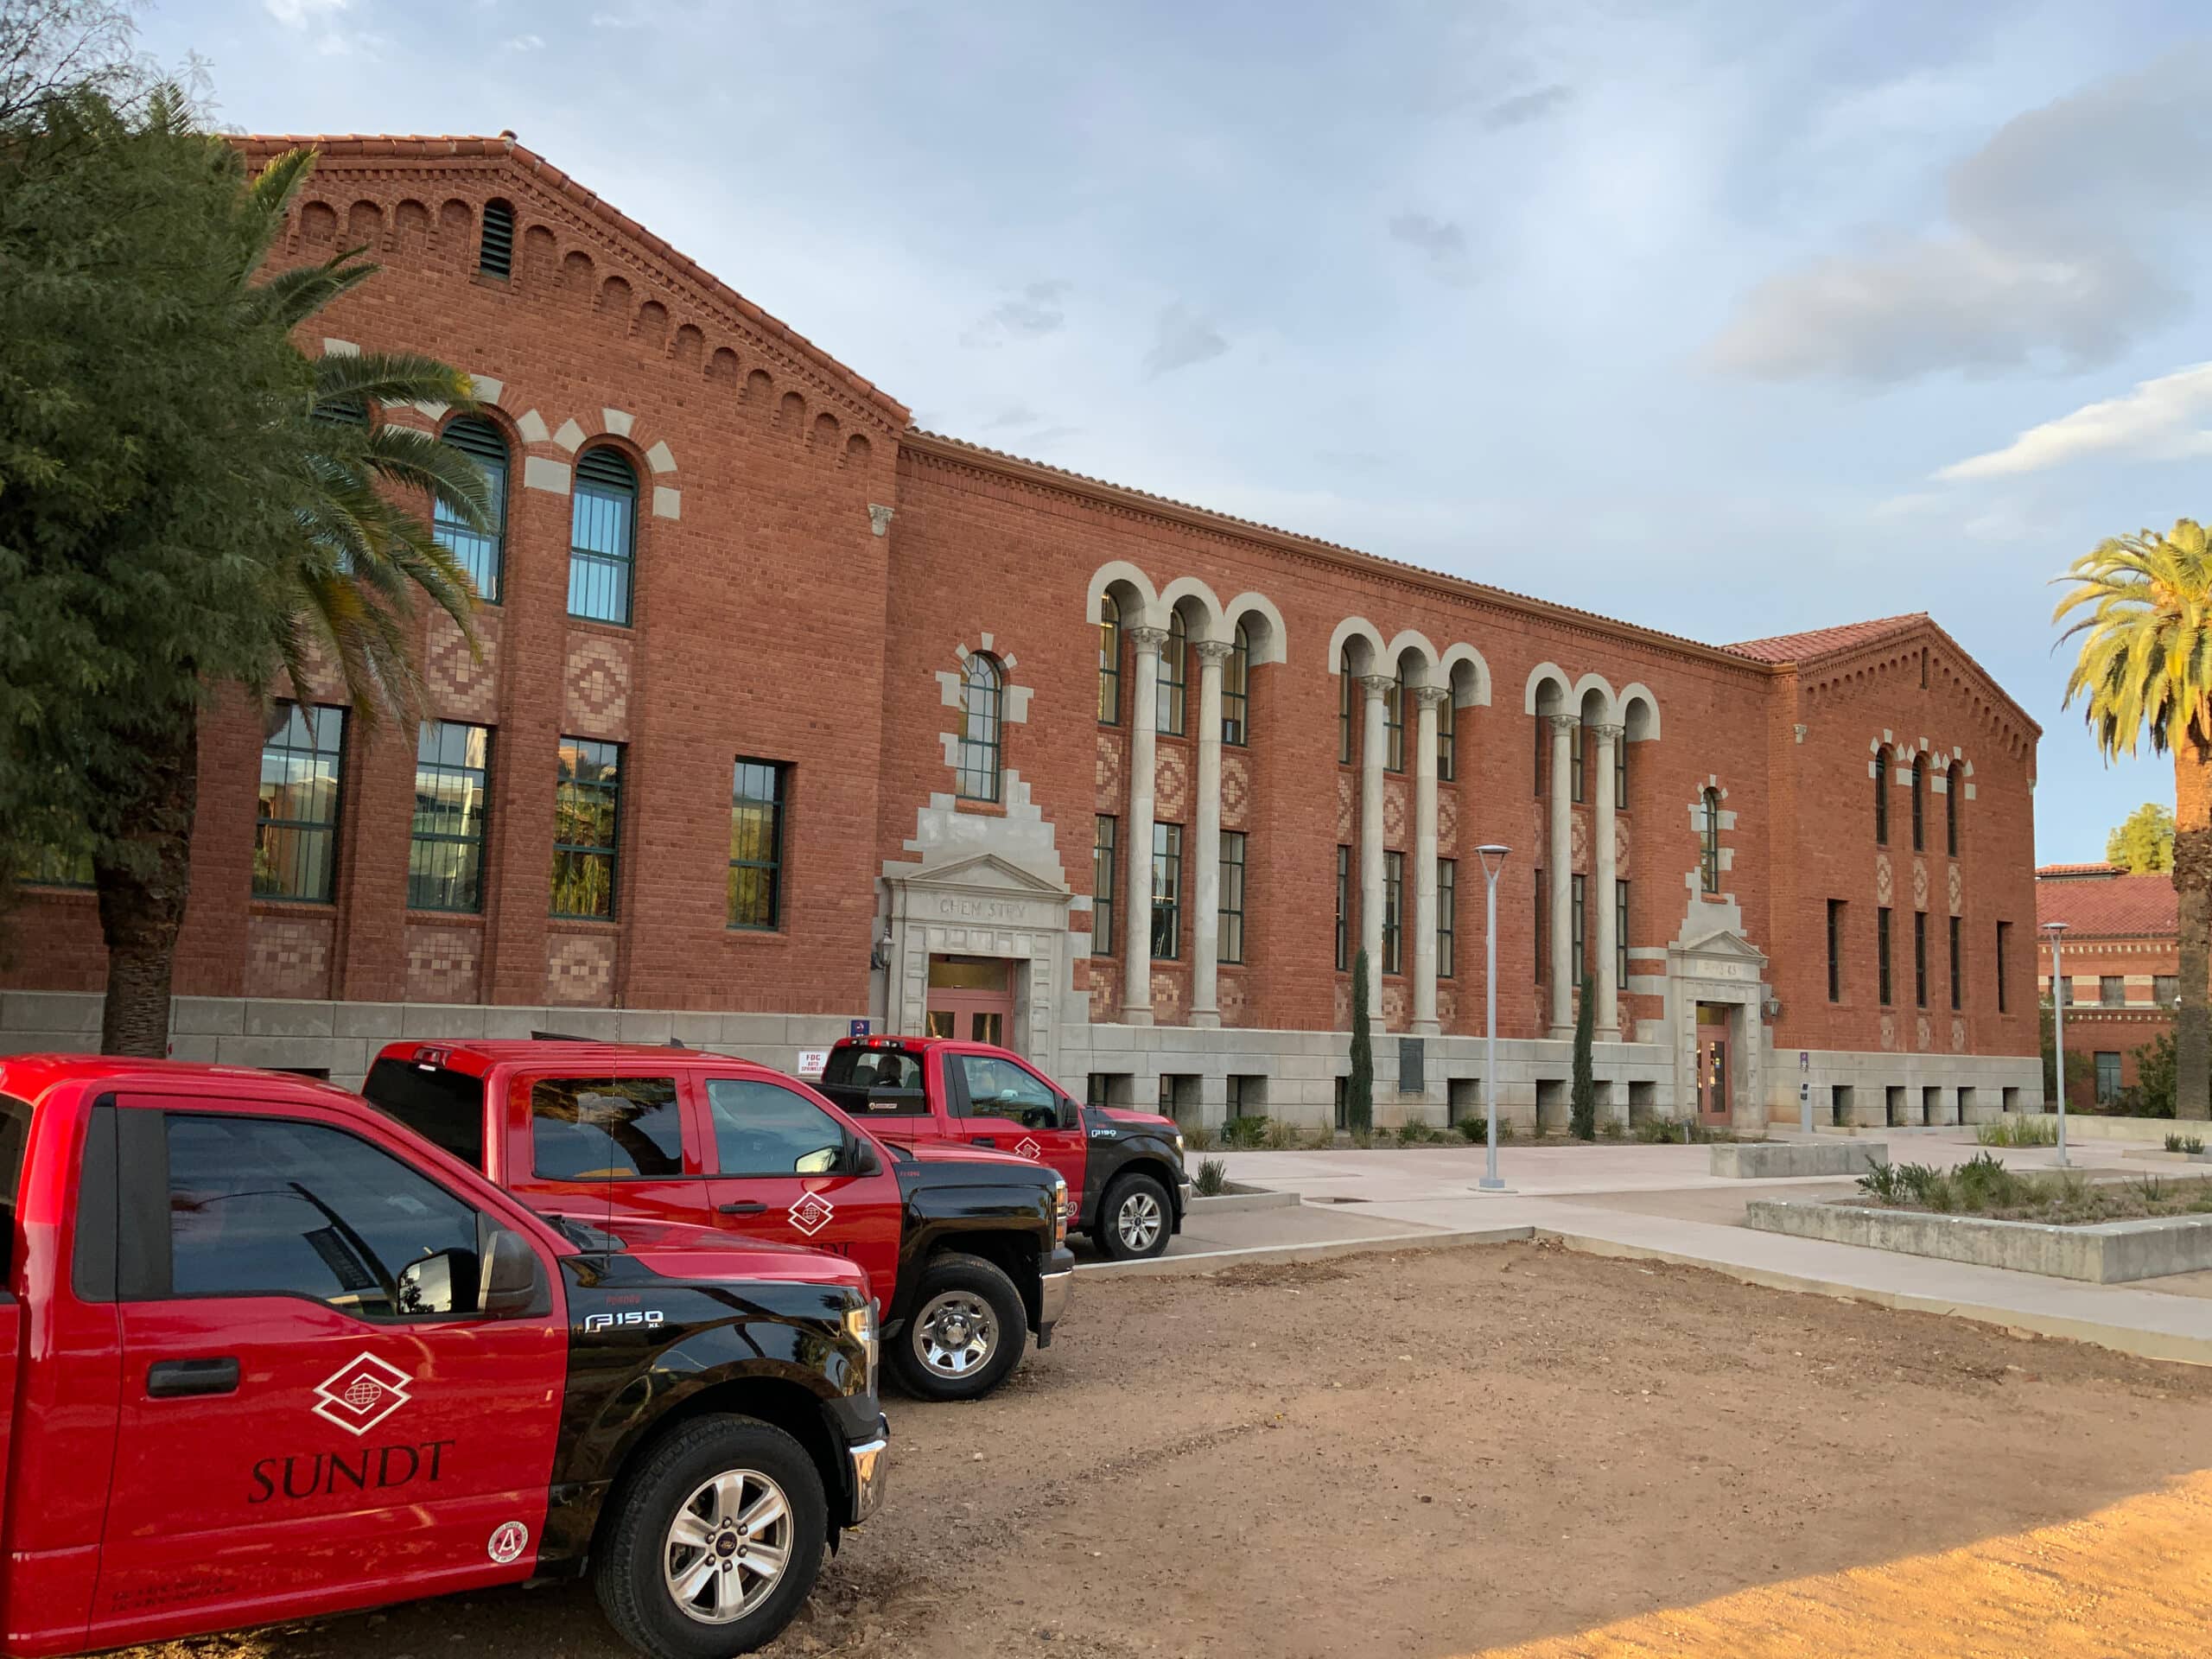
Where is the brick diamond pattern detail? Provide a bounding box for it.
[246,914,334,1000]
[1912,859,1929,911]
[1337,775,1355,842]
[1952,1016,1967,1052]
[1948,864,1962,916]
[1879,1014,1897,1052]
[1155,748,1188,822]
[1096,732,1123,807]
[1874,854,1893,906]
[407,924,481,1004]
[1382,779,1407,844]
[427,608,499,722]
[1221,753,1250,828]
[545,933,614,1006]
[563,632,632,739]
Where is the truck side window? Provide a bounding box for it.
[820,1047,928,1116]
[531,1077,684,1179]
[705,1079,850,1176]
[954,1055,1058,1128]
[362,1057,487,1168]
[0,1092,30,1278]
[166,1114,482,1319]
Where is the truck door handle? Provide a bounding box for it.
[973,1136,995,1147]
[717,1200,767,1216]
[146,1357,239,1398]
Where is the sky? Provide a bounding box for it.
[139,0,2212,862]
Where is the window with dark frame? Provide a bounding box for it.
[1339,657,1354,764]
[1947,766,1960,856]
[1914,910,1929,1007]
[409,720,490,913]
[1699,788,1722,894]
[1219,830,1246,963]
[1157,611,1188,736]
[2156,974,2178,1006]
[1534,715,1545,797]
[1382,850,1403,974]
[1535,867,1545,983]
[1878,906,1893,1005]
[435,416,508,603]
[728,759,787,930]
[2094,1051,2121,1105]
[1386,662,1407,772]
[568,447,637,624]
[1827,899,1844,1001]
[1997,921,2010,1014]
[1439,859,1457,979]
[1438,693,1455,782]
[1097,595,1122,725]
[1570,721,1585,803]
[255,702,346,902]
[1150,823,1182,960]
[478,198,514,277]
[550,736,621,919]
[1334,844,1351,971]
[1616,879,1629,991]
[1615,735,1627,810]
[1949,915,1962,1011]
[1910,757,1926,852]
[1874,750,1889,843]
[2100,975,2125,1007]
[1571,873,1586,983]
[955,653,1003,802]
[1093,816,1116,957]
[1223,621,1250,746]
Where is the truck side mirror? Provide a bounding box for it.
[1058,1097,1082,1130]
[846,1135,883,1178]
[480,1227,545,1319]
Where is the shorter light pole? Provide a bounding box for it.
[1477,843,1510,1191]
[2044,920,2070,1168]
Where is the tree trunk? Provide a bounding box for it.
[2172,737,2212,1121]
[93,704,200,1058]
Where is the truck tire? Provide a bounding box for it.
[595,1414,827,1659]
[887,1250,1027,1402]
[1096,1172,1172,1261]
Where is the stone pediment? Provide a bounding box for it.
[1673,927,1768,968]
[895,852,1068,899]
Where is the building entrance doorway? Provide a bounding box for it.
[1696,1003,1731,1123]
[925,955,1014,1046]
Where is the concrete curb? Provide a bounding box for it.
[1075,1225,1533,1279]
[1532,1227,2212,1367]
[1187,1190,1301,1215]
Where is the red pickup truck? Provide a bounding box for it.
[0,1055,886,1659]
[360,1039,1073,1402]
[817,1037,1191,1261]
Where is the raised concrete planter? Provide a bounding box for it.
[1710,1141,1886,1179]
[1187,1189,1300,1215]
[1745,1198,2212,1283]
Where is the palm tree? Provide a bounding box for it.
[93,143,489,1055]
[2053,519,2212,1121]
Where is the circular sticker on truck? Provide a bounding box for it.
[488,1521,531,1565]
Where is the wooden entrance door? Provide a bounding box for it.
[925,955,1014,1047]
[1699,1027,1731,1122]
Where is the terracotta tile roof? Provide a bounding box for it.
[2037,861,2124,879]
[1724,614,1929,664]
[234,133,912,429]
[2035,868,2176,937]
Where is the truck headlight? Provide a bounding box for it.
[843,1300,879,1397]
[1052,1176,1069,1249]
[1174,1132,1186,1159]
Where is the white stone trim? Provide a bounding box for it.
[469,374,505,404]
[552,418,585,453]
[652,486,681,520]
[602,407,635,436]
[645,440,677,474]
[1328,615,1387,675]
[516,409,550,444]
[321,337,359,357]
[523,455,571,494]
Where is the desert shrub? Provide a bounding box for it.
[1181,1122,1216,1153]
[1949,1152,2021,1211]
[1397,1120,1441,1146]
[1599,1117,1626,1141]
[1263,1118,1304,1150]
[1194,1157,1230,1197]
[1306,1125,1338,1149]
[1637,1118,1688,1144]
[1222,1115,1270,1150]
[1859,1160,1904,1204]
[2164,1133,2205,1154]
[1893,1162,1947,1205]
[1977,1115,2057,1148]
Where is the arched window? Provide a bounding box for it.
[956,653,1002,802]
[1156,610,1187,736]
[1438,692,1455,781]
[569,447,636,625]
[1614,733,1628,810]
[1873,751,1890,844]
[1223,621,1250,746]
[1700,788,1722,894]
[1385,660,1407,772]
[1948,763,1961,856]
[1096,596,1122,726]
[1910,756,1926,851]
[479,199,514,278]
[436,415,507,602]
[1338,652,1354,764]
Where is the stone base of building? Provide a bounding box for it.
[0,990,2043,1138]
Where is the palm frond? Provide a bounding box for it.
[311,348,477,409]
[2053,520,2212,760]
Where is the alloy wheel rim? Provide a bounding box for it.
[663,1467,792,1624]
[915,1290,997,1376]
[1118,1191,1162,1251]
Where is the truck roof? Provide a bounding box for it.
[372,1039,791,1076]
[0,1052,362,1107]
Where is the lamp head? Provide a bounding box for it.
[1476,842,1510,878]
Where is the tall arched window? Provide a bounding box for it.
[436,415,508,602]
[1338,652,1354,764]
[956,652,1002,802]
[479,199,515,278]
[1223,621,1250,745]
[1438,693,1455,781]
[1700,788,1722,894]
[1948,762,1961,856]
[569,447,637,625]
[1157,610,1187,735]
[1873,750,1890,844]
[1385,660,1407,772]
[1096,596,1122,725]
[1910,756,1926,851]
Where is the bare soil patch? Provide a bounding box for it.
[120,1243,2212,1659]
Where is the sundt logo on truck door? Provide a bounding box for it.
[312,1353,413,1435]
[788,1192,835,1236]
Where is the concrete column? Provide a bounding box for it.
[1590,721,1623,1038]
[1548,713,1578,1036]
[1122,625,1166,1025]
[1359,674,1392,1020]
[1411,685,1449,1036]
[1190,638,1233,1029]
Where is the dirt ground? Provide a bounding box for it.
[129,1243,2212,1659]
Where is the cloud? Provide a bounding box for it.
[1141,303,1228,378]
[1482,84,1572,130]
[264,0,346,23]
[505,33,545,51]
[1936,362,2212,480]
[959,280,1071,347]
[590,9,641,24]
[1710,48,2212,383]
[1388,212,1474,287]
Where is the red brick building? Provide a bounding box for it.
[2036,863,2179,1108]
[0,135,2045,1130]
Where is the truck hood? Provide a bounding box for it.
[1103,1106,1179,1135]
[900,1139,1053,1172]
[539,1210,870,1290]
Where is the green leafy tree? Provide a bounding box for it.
[2105,802,2175,874]
[2055,522,2212,1120]
[1569,975,1596,1140]
[2117,1030,2177,1119]
[2037,1001,2095,1107]
[1346,949,1374,1135]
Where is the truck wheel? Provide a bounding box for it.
[1097,1173,1172,1261]
[595,1414,826,1659]
[887,1251,1027,1402]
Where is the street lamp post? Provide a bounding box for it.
[2044,920,2070,1168]
[1477,843,1510,1191]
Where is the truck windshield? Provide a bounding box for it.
[362,1058,486,1169]
[0,1093,29,1277]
